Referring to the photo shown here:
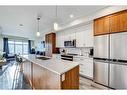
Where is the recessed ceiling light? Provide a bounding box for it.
[70,14,74,18]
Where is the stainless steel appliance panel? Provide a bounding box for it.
[94,35,109,59]
[94,60,109,86]
[109,62,127,89]
[110,32,127,60]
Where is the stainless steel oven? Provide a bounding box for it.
[61,55,73,61]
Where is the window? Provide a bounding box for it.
[8,40,15,54]
[8,39,28,55]
[23,42,28,55]
[15,41,22,55]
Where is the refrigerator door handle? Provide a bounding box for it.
[110,61,127,66]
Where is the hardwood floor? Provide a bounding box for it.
[80,76,111,90]
[79,77,100,90]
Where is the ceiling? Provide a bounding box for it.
[0,6,108,39]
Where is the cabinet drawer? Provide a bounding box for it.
[80,66,86,71]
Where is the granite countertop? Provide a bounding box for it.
[21,54,79,75]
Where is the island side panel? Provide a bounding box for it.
[23,61,32,87]
[32,63,61,89]
[61,65,79,89]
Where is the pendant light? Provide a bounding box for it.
[36,16,40,37]
[54,6,58,31]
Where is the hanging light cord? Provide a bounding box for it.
[56,5,57,20]
[37,17,40,32]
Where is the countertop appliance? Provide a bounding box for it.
[94,32,127,89]
[64,39,76,47]
[89,48,94,57]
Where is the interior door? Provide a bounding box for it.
[110,32,127,60]
[94,35,109,59]
[109,63,127,89]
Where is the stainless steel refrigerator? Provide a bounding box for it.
[94,32,127,89]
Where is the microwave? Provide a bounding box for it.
[64,39,76,47]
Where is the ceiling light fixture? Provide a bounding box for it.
[36,16,41,37]
[70,14,74,18]
[53,6,58,31]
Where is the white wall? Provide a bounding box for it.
[0,36,3,51]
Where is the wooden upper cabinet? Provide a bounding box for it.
[94,10,127,36]
[110,10,127,33]
[45,33,56,57]
[94,16,110,36]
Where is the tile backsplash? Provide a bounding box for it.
[60,47,93,57]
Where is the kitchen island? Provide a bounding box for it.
[21,54,79,89]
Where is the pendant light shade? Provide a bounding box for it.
[54,22,58,31]
[54,6,58,31]
[36,31,40,36]
[36,16,41,37]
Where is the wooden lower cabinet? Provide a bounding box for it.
[61,66,79,89]
[32,63,61,89]
[23,62,79,89]
[23,61,32,87]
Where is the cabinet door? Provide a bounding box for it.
[56,33,60,47]
[70,32,76,40]
[74,57,93,79]
[45,34,50,56]
[94,61,109,86]
[23,61,32,86]
[110,32,127,60]
[45,33,56,57]
[60,32,65,47]
[56,32,64,47]
[109,63,127,89]
[81,59,93,79]
[110,10,127,33]
[84,23,93,47]
[94,16,110,36]
[76,31,85,47]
